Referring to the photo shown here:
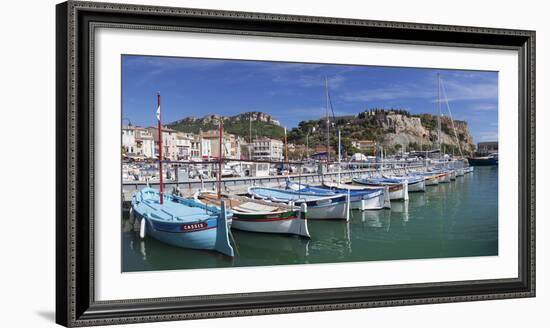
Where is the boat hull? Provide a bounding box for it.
[450,170,457,180]
[424,175,440,186]
[131,188,234,257]
[467,157,498,166]
[305,199,348,219]
[388,183,408,200]
[438,173,451,183]
[408,179,426,192]
[353,179,408,201]
[249,187,349,220]
[232,212,310,237]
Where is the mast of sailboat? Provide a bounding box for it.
[156,92,164,204]
[437,73,442,157]
[325,77,330,165]
[218,119,223,198]
[337,128,341,184]
[284,127,289,175]
[440,78,464,158]
[248,113,252,159]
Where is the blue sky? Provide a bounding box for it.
[122,55,498,143]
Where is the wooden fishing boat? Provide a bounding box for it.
[130,187,234,256]
[321,181,392,209]
[248,186,349,220]
[287,181,387,210]
[424,174,440,186]
[381,175,426,192]
[352,178,409,201]
[195,191,310,237]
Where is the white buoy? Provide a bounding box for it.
[139,218,146,239]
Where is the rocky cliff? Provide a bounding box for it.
[287,109,475,155]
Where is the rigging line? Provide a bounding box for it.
[326,79,346,155]
[440,78,464,157]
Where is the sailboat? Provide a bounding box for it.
[130,93,234,257]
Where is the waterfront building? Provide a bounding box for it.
[122,126,155,158]
[175,132,192,160]
[122,126,136,154]
[476,141,498,155]
[148,127,179,160]
[201,130,240,159]
[352,140,376,155]
[134,128,155,158]
[252,137,284,161]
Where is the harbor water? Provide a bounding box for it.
[122,166,498,272]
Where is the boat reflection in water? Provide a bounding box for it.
[230,231,310,265]
[390,199,409,223]
[307,220,352,262]
[357,210,391,232]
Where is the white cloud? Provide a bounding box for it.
[341,74,498,104]
[471,103,498,111]
[341,84,432,102]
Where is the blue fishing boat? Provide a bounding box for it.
[286,181,387,211]
[248,186,349,220]
[131,187,234,257]
[129,92,233,257]
[352,178,409,200]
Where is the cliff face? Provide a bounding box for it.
[176,112,280,126]
[379,113,474,153]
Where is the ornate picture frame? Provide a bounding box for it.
[56,1,535,326]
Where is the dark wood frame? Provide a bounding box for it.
[56,1,536,326]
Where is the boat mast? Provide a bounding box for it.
[337,128,341,184]
[284,127,289,175]
[325,77,330,165]
[156,92,164,204]
[249,113,252,160]
[218,119,223,198]
[440,78,464,158]
[437,73,442,157]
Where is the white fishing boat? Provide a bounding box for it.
[352,178,409,201]
[248,186,350,220]
[195,191,310,237]
[382,174,426,192]
[321,181,391,209]
[287,181,388,211]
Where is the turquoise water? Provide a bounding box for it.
[122,166,498,272]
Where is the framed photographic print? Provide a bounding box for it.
[56,1,535,326]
